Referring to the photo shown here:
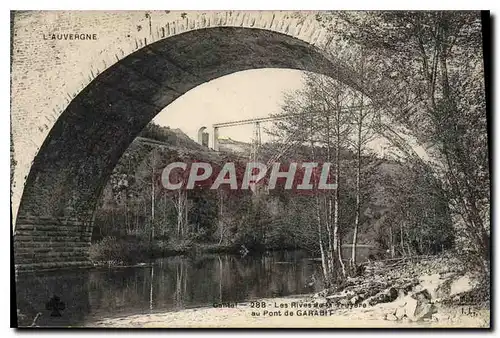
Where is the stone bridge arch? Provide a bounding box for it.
[11,10,337,224]
[12,11,373,270]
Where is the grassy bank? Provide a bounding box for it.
[89,233,308,266]
[88,236,249,266]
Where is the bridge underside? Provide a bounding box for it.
[14,27,363,270]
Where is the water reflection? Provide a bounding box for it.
[16,250,324,327]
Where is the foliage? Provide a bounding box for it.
[320,11,489,276]
[93,113,458,272]
[89,236,153,265]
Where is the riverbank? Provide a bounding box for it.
[89,235,302,266]
[84,294,489,328]
[84,254,490,328]
[89,237,238,266]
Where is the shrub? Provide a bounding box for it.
[89,236,154,265]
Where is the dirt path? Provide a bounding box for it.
[84,295,490,328]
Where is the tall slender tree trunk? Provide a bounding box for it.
[143,199,147,233]
[218,256,223,302]
[325,115,335,278]
[317,195,330,283]
[218,191,224,245]
[176,190,183,237]
[332,102,341,260]
[311,137,330,283]
[149,265,154,311]
[136,202,139,235]
[174,189,187,237]
[338,236,346,277]
[351,111,362,268]
[389,226,395,258]
[352,50,365,270]
[400,220,406,256]
[151,161,155,242]
[163,195,167,237]
[326,196,335,277]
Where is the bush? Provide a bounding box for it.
[89,237,123,264]
[188,228,212,242]
[196,242,239,254]
[89,236,154,265]
[166,239,193,253]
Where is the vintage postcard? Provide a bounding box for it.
[10,10,491,328]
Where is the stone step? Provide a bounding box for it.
[14,234,92,242]
[15,216,89,226]
[15,260,93,272]
[15,253,90,264]
[14,241,91,248]
[14,229,92,237]
[14,246,89,254]
[16,251,89,259]
[15,224,92,232]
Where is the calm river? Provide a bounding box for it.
[15,250,327,327]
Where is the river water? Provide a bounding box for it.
[15,250,327,327]
[16,246,379,327]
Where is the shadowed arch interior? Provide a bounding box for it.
[15,26,365,268]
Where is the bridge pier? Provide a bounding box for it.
[14,216,93,271]
[213,127,220,151]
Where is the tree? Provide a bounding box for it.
[319,11,489,276]
[343,48,378,269]
[271,72,354,283]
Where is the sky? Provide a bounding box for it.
[152,68,430,162]
[152,68,306,146]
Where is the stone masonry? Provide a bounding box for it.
[11,11,343,270]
